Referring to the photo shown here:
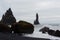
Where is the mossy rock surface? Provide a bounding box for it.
[11,21,34,34]
[0,23,11,33]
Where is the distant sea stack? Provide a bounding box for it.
[34,13,40,25]
[1,8,16,25]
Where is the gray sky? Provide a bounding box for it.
[0,0,60,24]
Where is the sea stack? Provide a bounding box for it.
[34,13,40,25]
[1,8,16,25]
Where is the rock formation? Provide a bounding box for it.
[0,23,11,33]
[39,27,49,33]
[54,30,60,37]
[39,27,60,37]
[34,13,40,25]
[1,8,16,25]
[11,20,34,34]
[48,29,55,35]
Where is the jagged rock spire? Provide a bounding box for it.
[1,8,16,25]
[34,13,40,25]
[5,8,13,16]
[36,13,38,21]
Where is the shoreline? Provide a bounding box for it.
[0,32,50,40]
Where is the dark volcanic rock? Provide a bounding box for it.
[47,29,60,37]
[48,29,55,36]
[1,8,16,25]
[54,30,60,37]
[46,29,60,37]
[40,26,60,37]
[39,27,49,33]
[34,13,40,25]
[0,23,11,33]
[11,21,34,34]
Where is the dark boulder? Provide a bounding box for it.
[34,13,40,25]
[40,27,60,37]
[1,8,16,25]
[48,29,55,36]
[54,30,60,37]
[48,30,60,37]
[39,27,49,33]
[0,23,11,33]
[11,21,34,34]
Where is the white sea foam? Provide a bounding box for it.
[24,24,60,40]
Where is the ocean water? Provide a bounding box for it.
[24,24,60,40]
[0,24,60,40]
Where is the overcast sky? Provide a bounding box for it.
[0,0,60,24]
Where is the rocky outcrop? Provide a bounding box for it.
[1,8,16,25]
[39,27,49,33]
[11,21,34,34]
[39,27,60,37]
[34,13,40,25]
[48,30,60,37]
[54,30,60,37]
[48,29,55,35]
[0,23,11,33]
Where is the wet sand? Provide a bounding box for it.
[0,33,50,40]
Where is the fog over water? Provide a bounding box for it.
[0,0,60,24]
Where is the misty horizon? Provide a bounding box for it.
[0,0,60,24]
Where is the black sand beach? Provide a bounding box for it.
[0,33,50,40]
